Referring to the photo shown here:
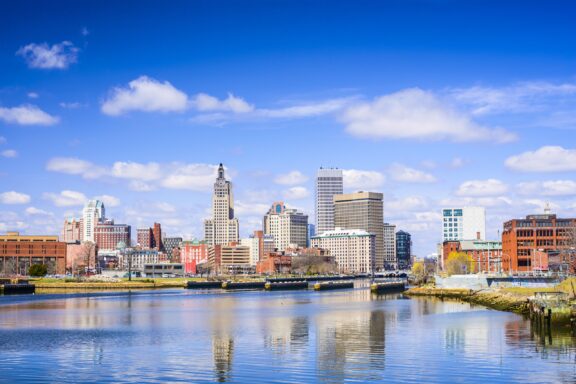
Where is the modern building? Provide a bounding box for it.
[137,227,153,248]
[396,230,411,270]
[263,202,308,251]
[208,243,252,274]
[82,200,105,242]
[241,230,277,266]
[0,232,67,275]
[94,220,131,252]
[334,191,385,270]
[442,207,486,242]
[143,263,184,278]
[315,167,343,235]
[61,218,82,243]
[442,239,502,273]
[180,240,209,274]
[311,228,376,274]
[383,223,397,269]
[163,236,182,261]
[502,213,576,273]
[307,224,315,247]
[204,164,240,246]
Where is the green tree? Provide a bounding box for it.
[445,252,474,276]
[29,264,48,277]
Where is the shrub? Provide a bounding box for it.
[29,264,48,277]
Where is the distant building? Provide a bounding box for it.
[307,224,315,247]
[0,232,66,275]
[204,164,240,246]
[180,240,209,274]
[153,222,163,251]
[442,207,486,242]
[396,230,411,270]
[121,249,160,271]
[220,243,251,274]
[443,239,502,273]
[61,218,82,243]
[383,223,397,269]
[94,220,131,251]
[163,236,182,261]
[263,202,308,251]
[82,200,105,242]
[137,227,153,248]
[315,167,343,235]
[311,228,375,274]
[240,230,274,266]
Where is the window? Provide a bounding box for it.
[443,209,452,217]
[454,209,463,216]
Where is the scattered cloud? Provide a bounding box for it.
[343,169,385,190]
[43,190,87,207]
[274,170,309,185]
[25,206,52,216]
[59,102,83,109]
[0,105,59,125]
[81,27,90,36]
[386,196,429,215]
[255,97,354,118]
[456,179,508,197]
[517,180,576,196]
[389,163,437,183]
[1,149,17,158]
[27,92,39,99]
[101,76,189,116]
[0,191,31,204]
[283,186,310,200]
[16,41,79,69]
[95,194,120,207]
[505,146,576,172]
[46,157,106,179]
[341,88,516,142]
[191,93,254,113]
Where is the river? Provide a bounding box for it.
[0,286,575,383]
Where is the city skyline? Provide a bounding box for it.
[2,1,576,258]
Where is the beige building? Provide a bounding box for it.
[204,164,240,246]
[334,192,385,270]
[61,218,82,243]
[383,222,397,269]
[311,228,375,273]
[263,202,308,251]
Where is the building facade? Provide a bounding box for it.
[263,202,308,251]
[311,228,375,274]
[163,236,182,261]
[442,239,502,273]
[383,223,397,269]
[396,230,412,270]
[204,164,240,245]
[82,200,105,242]
[153,222,163,251]
[442,207,486,242]
[180,240,209,274]
[0,232,67,275]
[334,191,385,270]
[137,227,153,248]
[61,218,82,243]
[315,167,343,235]
[94,220,131,251]
[121,249,160,271]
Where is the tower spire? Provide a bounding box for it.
[218,163,225,179]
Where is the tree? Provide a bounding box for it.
[411,262,426,283]
[79,241,96,275]
[29,264,48,277]
[445,252,474,276]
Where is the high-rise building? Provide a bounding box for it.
[82,200,105,242]
[383,223,397,269]
[94,220,131,251]
[61,218,81,243]
[263,202,308,251]
[137,227,153,248]
[204,164,240,246]
[153,222,163,251]
[241,230,276,266]
[311,228,375,273]
[396,230,412,270]
[334,192,385,270]
[307,224,315,247]
[441,207,486,242]
[315,168,343,235]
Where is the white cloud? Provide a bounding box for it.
[101,76,189,116]
[386,196,429,214]
[25,207,52,216]
[283,186,310,200]
[95,195,120,207]
[160,164,219,191]
[341,88,516,142]
[27,92,39,99]
[517,180,576,196]
[46,157,106,179]
[505,146,576,172]
[234,201,270,217]
[128,180,156,192]
[0,105,59,125]
[59,102,83,109]
[0,191,31,205]
[343,169,385,190]
[274,171,309,185]
[389,163,436,183]
[191,93,253,113]
[44,190,87,207]
[111,161,162,181]
[450,157,466,168]
[16,41,79,69]
[440,196,512,208]
[1,149,17,158]
[256,98,353,118]
[456,179,508,197]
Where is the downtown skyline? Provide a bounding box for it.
[2,0,576,258]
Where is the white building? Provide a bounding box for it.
[204,163,240,246]
[82,200,105,243]
[263,202,308,251]
[311,228,375,273]
[61,218,82,243]
[383,223,397,268]
[315,168,343,235]
[442,207,486,241]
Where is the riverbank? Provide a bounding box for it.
[31,278,188,290]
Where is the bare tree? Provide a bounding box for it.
[79,241,96,275]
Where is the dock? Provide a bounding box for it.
[313,281,354,291]
[265,281,309,290]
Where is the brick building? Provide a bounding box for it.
[0,232,67,275]
[442,239,502,273]
[180,240,209,274]
[137,227,153,248]
[94,220,131,251]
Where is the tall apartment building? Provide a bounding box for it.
[163,236,182,260]
[263,202,308,251]
[153,222,163,251]
[442,207,486,242]
[94,220,131,251]
[0,232,67,275]
[82,200,105,242]
[61,218,82,243]
[241,230,274,266]
[334,192,385,270]
[137,228,153,248]
[311,228,375,273]
[383,223,397,269]
[204,164,239,245]
[396,230,412,270]
[315,168,343,235]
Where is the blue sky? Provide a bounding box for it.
[1,0,576,257]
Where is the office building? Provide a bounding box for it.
[263,202,308,251]
[396,230,412,270]
[442,207,486,242]
[82,200,105,242]
[315,167,343,235]
[94,220,131,251]
[307,224,315,247]
[311,228,375,273]
[383,223,397,269]
[153,222,163,251]
[163,236,182,261]
[443,239,502,273]
[240,230,274,266]
[137,227,153,248]
[0,232,66,275]
[204,164,240,245]
[180,240,209,274]
[334,191,385,270]
[61,218,81,243]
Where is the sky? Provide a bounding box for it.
[1,0,576,257]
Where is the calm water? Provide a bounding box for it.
[0,286,575,383]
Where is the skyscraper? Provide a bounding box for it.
[396,230,412,269]
[315,167,343,235]
[204,164,239,246]
[61,218,81,243]
[263,201,308,251]
[82,200,105,242]
[383,223,397,269]
[334,192,385,270]
[441,207,486,242]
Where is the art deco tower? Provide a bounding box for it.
[204,164,239,245]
